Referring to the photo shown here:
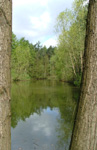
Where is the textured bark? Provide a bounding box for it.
[70,0,97,150]
[0,0,12,150]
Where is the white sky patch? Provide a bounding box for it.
[13,0,49,6]
[21,30,38,37]
[30,12,51,29]
[43,38,57,48]
[39,0,49,6]
[83,0,89,6]
[13,0,74,47]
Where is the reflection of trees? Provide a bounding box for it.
[11,81,79,149]
[55,95,77,150]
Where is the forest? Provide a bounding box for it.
[11,0,88,86]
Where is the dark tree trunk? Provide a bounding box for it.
[0,0,12,149]
[70,0,97,150]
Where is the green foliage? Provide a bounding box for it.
[11,34,56,81]
[12,33,19,51]
[74,73,82,86]
[53,0,88,86]
[11,36,32,81]
[11,0,88,86]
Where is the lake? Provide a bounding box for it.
[11,80,79,150]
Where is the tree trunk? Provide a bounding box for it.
[70,0,97,150]
[0,0,12,150]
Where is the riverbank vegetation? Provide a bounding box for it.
[11,0,88,86]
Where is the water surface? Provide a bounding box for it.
[11,80,79,150]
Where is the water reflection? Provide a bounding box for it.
[11,80,79,150]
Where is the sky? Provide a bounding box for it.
[13,0,74,47]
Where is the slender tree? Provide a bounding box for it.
[70,0,97,149]
[0,0,12,150]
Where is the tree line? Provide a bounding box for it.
[11,35,56,81]
[54,0,88,86]
[11,0,88,86]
